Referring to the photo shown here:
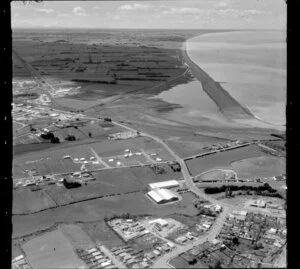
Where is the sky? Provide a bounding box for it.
[11,0,286,30]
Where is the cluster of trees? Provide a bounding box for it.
[40,132,60,144]
[63,178,81,189]
[51,137,60,143]
[104,213,139,222]
[204,183,283,198]
[225,187,233,198]
[197,207,217,217]
[40,132,54,140]
[170,162,181,172]
[65,135,76,141]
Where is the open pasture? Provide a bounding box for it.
[13,189,57,214]
[14,134,42,146]
[68,169,147,201]
[231,156,285,179]
[13,155,82,179]
[22,229,86,269]
[81,221,125,248]
[186,144,268,176]
[59,224,95,250]
[13,190,199,238]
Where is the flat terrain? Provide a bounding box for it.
[13,189,57,214]
[22,229,86,269]
[231,155,285,179]
[13,190,199,238]
[13,163,183,214]
[81,221,125,248]
[13,136,175,179]
[185,144,275,176]
[12,29,286,264]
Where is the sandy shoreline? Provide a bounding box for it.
[180,36,255,120]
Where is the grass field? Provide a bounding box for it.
[186,144,269,176]
[13,121,25,131]
[59,224,95,250]
[13,191,199,238]
[81,221,125,248]
[13,164,183,214]
[13,136,175,179]
[69,170,146,201]
[22,229,86,269]
[231,156,285,179]
[13,189,57,214]
[197,169,229,181]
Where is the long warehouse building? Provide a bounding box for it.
[149,180,179,190]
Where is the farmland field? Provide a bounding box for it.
[231,156,285,179]
[22,229,86,269]
[81,221,125,248]
[13,136,174,179]
[196,169,236,182]
[13,191,199,238]
[13,189,57,214]
[13,121,25,131]
[13,164,183,214]
[59,224,95,250]
[186,144,268,176]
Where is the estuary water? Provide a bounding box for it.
[155,30,286,129]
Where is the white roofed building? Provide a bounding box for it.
[149,180,179,190]
[147,188,178,204]
[148,189,164,204]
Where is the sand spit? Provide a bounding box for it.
[181,41,254,120]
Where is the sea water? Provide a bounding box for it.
[186,30,286,127]
[155,30,286,129]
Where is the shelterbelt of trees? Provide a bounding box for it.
[204,183,284,199]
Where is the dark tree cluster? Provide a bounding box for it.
[63,178,81,189]
[65,135,76,141]
[204,183,283,198]
[40,132,54,140]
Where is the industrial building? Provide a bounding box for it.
[148,180,179,190]
[149,218,169,227]
[250,200,266,208]
[147,188,178,204]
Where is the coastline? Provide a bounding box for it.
[180,36,255,120]
[180,34,285,131]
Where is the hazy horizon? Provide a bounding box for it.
[12,0,286,30]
